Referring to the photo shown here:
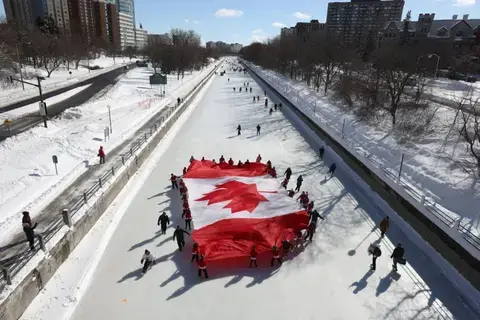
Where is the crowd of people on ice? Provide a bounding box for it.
[136,152,406,279]
[138,61,406,278]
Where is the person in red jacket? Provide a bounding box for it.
[297,191,306,203]
[271,245,282,267]
[256,154,262,163]
[219,155,225,164]
[269,167,277,178]
[197,255,209,279]
[237,160,243,167]
[266,160,272,171]
[191,242,199,262]
[307,201,314,213]
[249,246,258,268]
[170,174,178,189]
[98,146,105,164]
[228,158,234,166]
[182,208,192,230]
[295,229,304,248]
[183,167,187,175]
[281,178,289,189]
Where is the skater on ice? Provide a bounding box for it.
[228,158,234,165]
[237,125,242,136]
[266,160,272,170]
[271,245,282,267]
[201,156,205,161]
[256,124,261,135]
[297,191,307,204]
[306,200,314,212]
[284,167,292,180]
[182,208,192,230]
[157,212,170,235]
[189,156,195,163]
[319,146,325,159]
[191,242,200,262]
[256,154,262,162]
[328,163,337,177]
[219,155,225,164]
[269,108,273,115]
[368,243,382,271]
[245,159,250,165]
[237,160,243,167]
[170,174,178,189]
[197,255,209,279]
[249,246,258,268]
[269,167,277,178]
[295,175,303,192]
[173,226,190,251]
[309,209,324,224]
[265,98,268,107]
[281,239,293,258]
[281,177,289,189]
[287,189,295,197]
[183,167,187,175]
[391,243,405,272]
[140,249,155,274]
[304,222,316,242]
[379,216,390,238]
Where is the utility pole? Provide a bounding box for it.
[10,75,47,127]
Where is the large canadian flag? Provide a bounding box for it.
[183,160,309,262]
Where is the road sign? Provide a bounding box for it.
[149,73,167,85]
[52,155,58,164]
[39,102,47,116]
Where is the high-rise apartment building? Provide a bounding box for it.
[135,24,148,49]
[326,0,404,45]
[116,0,136,49]
[3,0,47,26]
[46,0,71,33]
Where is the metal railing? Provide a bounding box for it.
[0,64,219,293]
[246,61,480,253]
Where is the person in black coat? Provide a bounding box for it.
[309,210,324,224]
[141,249,155,274]
[22,211,37,251]
[256,125,261,135]
[284,167,292,180]
[328,163,337,177]
[319,146,325,159]
[368,243,382,271]
[157,212,170,234]
[237,125,241,136]
[295,175,303,192]
[173,226,190,251]
[391,243,405,271]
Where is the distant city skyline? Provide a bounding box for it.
[1,0,478,45]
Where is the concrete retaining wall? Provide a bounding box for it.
[0,63,220,320]
[244,63,480,291]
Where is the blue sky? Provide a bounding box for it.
[1,0,479,45]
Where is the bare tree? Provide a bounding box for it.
[457,87,480,175]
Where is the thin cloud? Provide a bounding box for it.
[252,34,268,42]
[214,8,244,18]
[293,12,311,20]
[184,19,189,23]
[192,20,200,24]
[252,28,264,34]
[272,22,287,28]
[453,0,475,5]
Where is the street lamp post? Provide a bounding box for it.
[15,44,25,90]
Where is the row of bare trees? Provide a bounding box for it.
[145,29,209,78]
[241,32,480,174]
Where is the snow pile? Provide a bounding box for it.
[0,63,216,244]
[247,62,480,241]
[0,56,131,108]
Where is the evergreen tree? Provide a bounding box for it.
[401,10,412,46]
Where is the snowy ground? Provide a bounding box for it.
[0,62,216,245]
[425,78,480,101]
[0,56,132,108]
[247,63,480,241]
[21,58,480,320]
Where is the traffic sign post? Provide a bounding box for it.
[52,155,58,175]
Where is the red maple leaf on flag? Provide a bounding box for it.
[196,180,277,214]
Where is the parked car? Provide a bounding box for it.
[466,76,477,83]
[136,60,148,67]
